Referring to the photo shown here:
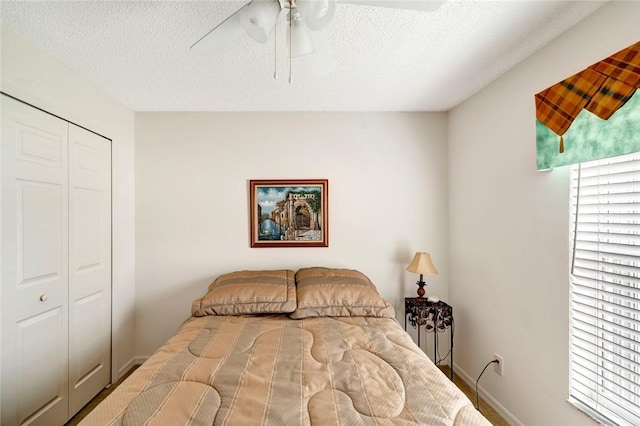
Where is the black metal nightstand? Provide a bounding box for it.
[404,297,454,381]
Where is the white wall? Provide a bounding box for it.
[448,1,640,425]
[135,111,448,356]
[0,27,137,380]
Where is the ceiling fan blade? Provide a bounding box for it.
[338,0,445,12]
[190,3,248,56]
[306,29,337,76]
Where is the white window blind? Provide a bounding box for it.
[569,151,640,426]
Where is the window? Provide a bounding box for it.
[569,151,640,425]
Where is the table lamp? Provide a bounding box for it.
[406,252,438,298]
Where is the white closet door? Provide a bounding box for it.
[1,96,70,425]
[67,124,111,417]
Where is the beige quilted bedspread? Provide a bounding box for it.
[81,315,490,425]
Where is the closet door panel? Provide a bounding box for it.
[1,96,69,426]
[15,307,67,426]
[68,124,112,417]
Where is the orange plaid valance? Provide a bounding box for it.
[535,41,640,152]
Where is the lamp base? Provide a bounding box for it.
[416,280,426,298]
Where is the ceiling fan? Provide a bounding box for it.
[190,0,445,81]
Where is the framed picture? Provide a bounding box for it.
[250,179,328,248]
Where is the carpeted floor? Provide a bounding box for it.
[65,365,139,425]
[439,365,510,425]
[67,364,508,425]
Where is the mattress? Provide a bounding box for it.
[80,314,490,425]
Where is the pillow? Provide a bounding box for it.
[289,267,395,319]
[191,269,296,316]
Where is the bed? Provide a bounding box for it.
[80,268,490,425]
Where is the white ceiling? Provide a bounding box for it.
[0,0,607,112]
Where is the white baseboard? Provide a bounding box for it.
[117,356,148,380]
[454,363,523,426]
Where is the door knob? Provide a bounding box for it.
[39,294,48,302]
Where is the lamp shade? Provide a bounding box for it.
[297,0,335,31]
[287,11,314,58]
[239,0,280,43]
[406,252,438,276]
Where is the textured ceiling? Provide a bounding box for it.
[0,0,607,112]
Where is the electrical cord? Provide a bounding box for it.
[475,359,499,413]
[435,318,454,365]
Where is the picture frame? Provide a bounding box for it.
[249,179,328,248]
